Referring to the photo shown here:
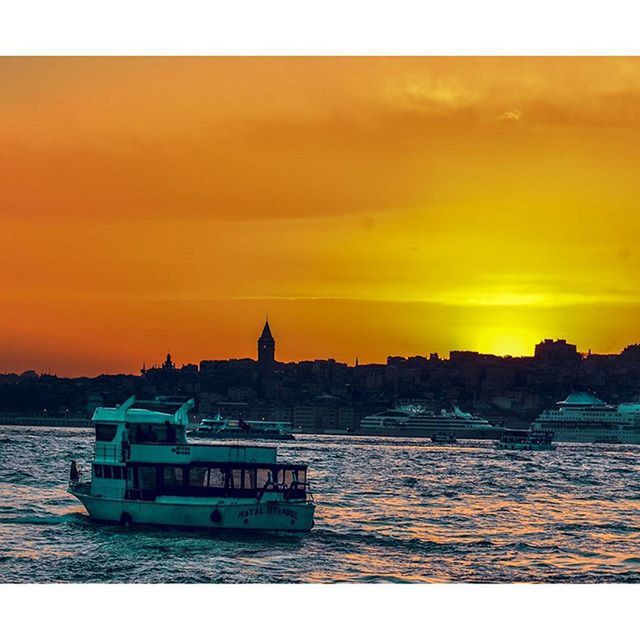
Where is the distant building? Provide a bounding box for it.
[449,351,500,364]
[257,320,276,375]
[162,352,175,371]
[620,343,640,363]
[140,352,176,375]
[534,339,580,365]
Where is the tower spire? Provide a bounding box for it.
[258,318,276,374]
[260,318,273,340]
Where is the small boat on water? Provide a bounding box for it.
[68,397,315,532]
[188,415,294,440]
[496,428,556,451]
[431,433,458,444]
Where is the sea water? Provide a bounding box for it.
[1,425,640,583]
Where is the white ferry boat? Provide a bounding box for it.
[496,428,555,451]
[188,413,230,435]
[531,392,640,444]
[189,415,294,440]
[68,397,315,532]
[358,405,501,440]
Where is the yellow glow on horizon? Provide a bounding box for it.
[472,326,541,357]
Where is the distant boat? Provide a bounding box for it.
[496,428,555,451]
[68,397,314,532]
[359,405,501,440]
[188,415,294,440]
[187,413,231,437]
[531,392,640,444]
[431,433,458,444]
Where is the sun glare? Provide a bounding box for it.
[472,326,539,357]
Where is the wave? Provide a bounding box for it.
[0,469,38,484]
[313,527,497,556]
[0,512,85,526]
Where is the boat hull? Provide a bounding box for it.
[69,489,315,533]
[533,427,640,444]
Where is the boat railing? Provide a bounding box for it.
[95,442,124,462]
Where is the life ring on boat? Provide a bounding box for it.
[210,509,222,524]
[120,512,133,528]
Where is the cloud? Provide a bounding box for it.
[498,109,523,121]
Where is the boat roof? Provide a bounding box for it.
[92,396,194,426]
[557,392,606,407]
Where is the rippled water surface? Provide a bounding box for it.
[1,425,640,583]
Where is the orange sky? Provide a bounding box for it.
[2,57,640,375]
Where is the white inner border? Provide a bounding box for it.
[1,0,640,54]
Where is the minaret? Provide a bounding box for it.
[257,319,275,375]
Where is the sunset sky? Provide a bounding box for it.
[2,57,640,376]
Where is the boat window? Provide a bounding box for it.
[130,423,179,444]
[130,425,155,444]
[297,469,306,485]
[243,469,257,490]
[162,423,178,444]
[283,469,297,487]
[227,468,243,489]
[163,466,184,488]
[189,466,208,487]
[94,464,103,478]
[103,465,113,479]
[207,468,225,489]
[257,468,272,487]
[95,423,118,442]
[138,465,157,490]
[154,423,178,444]
[112,467,123,480]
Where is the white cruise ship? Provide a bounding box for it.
[531,392,640,444]
[358,405,501,440]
